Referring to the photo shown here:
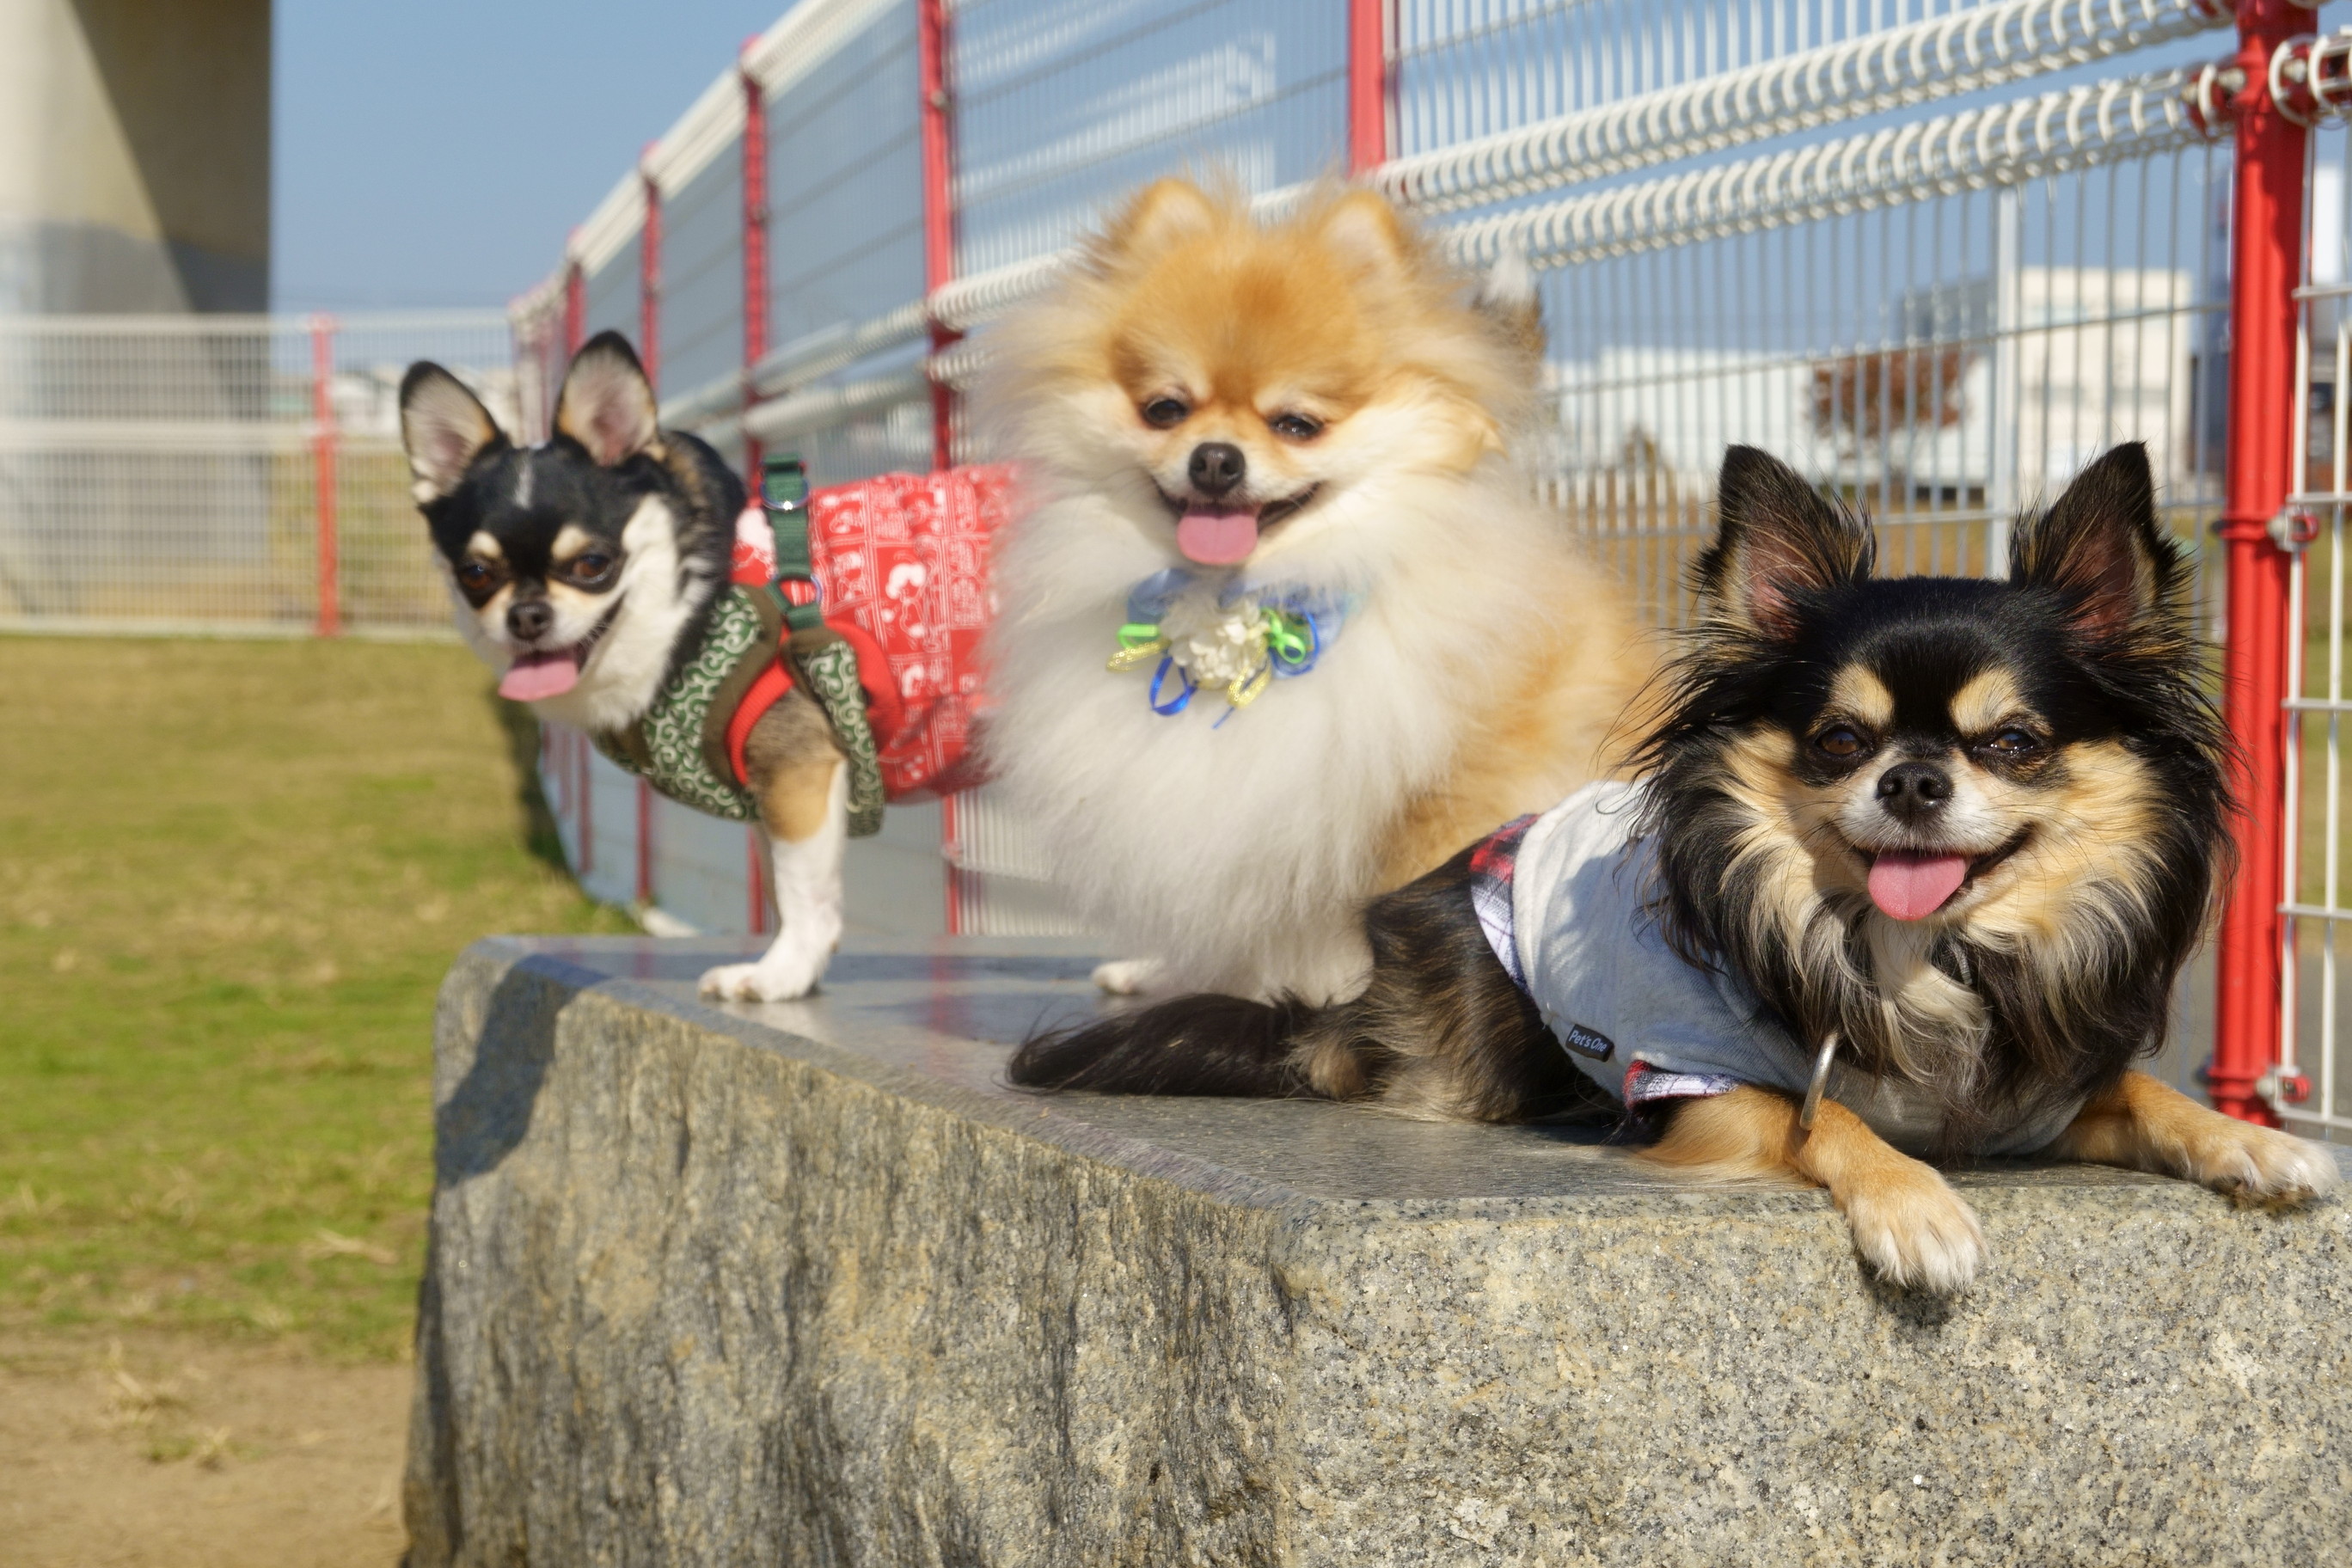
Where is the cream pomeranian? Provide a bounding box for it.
[978,179,1651,1003]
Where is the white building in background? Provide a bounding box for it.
[1548,265,2202,503]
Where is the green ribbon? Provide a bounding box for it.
[1263,608,1313,671]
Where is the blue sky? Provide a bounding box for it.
[272,0,781,310]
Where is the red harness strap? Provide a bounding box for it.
[723,617,907,791]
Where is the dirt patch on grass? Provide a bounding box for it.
[0,1329,411,1567]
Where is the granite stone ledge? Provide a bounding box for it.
[405,936,2352,1568]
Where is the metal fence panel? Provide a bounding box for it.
[769,0,926,351]
[0,310,511,637]
[952,0,1351,275]
[582,237,642,343]
[1535,151,2231,628]
[516,0,2293,1008]
[2286,116,2352,1140]
[26,3,2322,1114]
[661,144,748,401]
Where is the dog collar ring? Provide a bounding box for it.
[1799,1032,1841,1130]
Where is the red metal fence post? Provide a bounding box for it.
[639,162,664,390]
[741,46,775,937]
[918,0,959,474]
[918,0,966,935]
[1347,0,1393,174]
[741,48,770,490]
[638,162,664,911]
[309,314,341,637]
[2212,0,2312,1127]
[563,254,585,355]
[560,254,591,874]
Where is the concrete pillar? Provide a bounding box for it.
[0,0,271,313]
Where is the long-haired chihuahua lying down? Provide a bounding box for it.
[1012,443,2339,1292]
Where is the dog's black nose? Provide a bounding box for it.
[508,598,554,642]
[1875,761,1953,822]
[1189,442,1246,497]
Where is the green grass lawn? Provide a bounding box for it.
[0,635,631,1361]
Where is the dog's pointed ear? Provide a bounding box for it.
[554,332,661,467]
[400,363,506,503]
[1315,188,1413,286]
[1698,446,1873,637]
[2013,443,2181,640]
[1475,245,1546,363]
[1099,179,1220,266]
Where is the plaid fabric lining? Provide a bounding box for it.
[1467,814,1537,991]
[1622,1062,1742,1106]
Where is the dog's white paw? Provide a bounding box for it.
[1092,958,1165,996]
[1841,1169,1987,1294]
[699,944,828,1002]
[2181,1120,2342,1206]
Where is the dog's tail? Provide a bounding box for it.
[1007,991,1324,1098]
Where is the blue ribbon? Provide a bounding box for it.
[1125,568,1193,625]
[1148,656,1196,715]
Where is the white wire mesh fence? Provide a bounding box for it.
[535,0,2277,971]
[0,310,515,637]
[0,0,2243,1112]
[4,3,2328,1116]
[2284,120,2352,1139]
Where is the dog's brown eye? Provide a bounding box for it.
[1268,412,1323,442]
[1984,728,2039,756]
[569,552,616,583]
[1816,726,1866,759]
[457,560,493,588]
[1141,397,1189,429]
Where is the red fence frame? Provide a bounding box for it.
[742,47,775,937]
[561,258,592,878]
[557,1,2326,1064]
[2214,0,2312,1128]
[309,315,340,638]
[1348,0,1392,173]
[636,161,665,910]
[918,0,969,934]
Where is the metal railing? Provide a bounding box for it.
[2281,36,2352,1140]
[501,0,2347,1130]
[0,309,516,638]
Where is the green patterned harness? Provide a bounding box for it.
[588,459,885,836]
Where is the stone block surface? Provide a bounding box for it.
[407,937,2352,1567]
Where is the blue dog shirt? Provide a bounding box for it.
[1470,781,2083,1158]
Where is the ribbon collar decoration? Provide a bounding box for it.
[1105,567,1357,718]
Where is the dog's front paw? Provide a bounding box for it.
[1841,1167,1987,1293]
[1092,958,1165,996]
[698,952,824,1002]
[2178,1119,2341,1207]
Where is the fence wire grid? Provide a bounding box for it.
[14,0,2349,1130]
[0,310,513,637]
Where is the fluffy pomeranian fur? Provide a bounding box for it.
[1012,443,2340,1292]
[980,179,1649,1004]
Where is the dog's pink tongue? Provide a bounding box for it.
[1176,507,1259,566]
[1868,852,1970,922]
[498,653,579,701]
